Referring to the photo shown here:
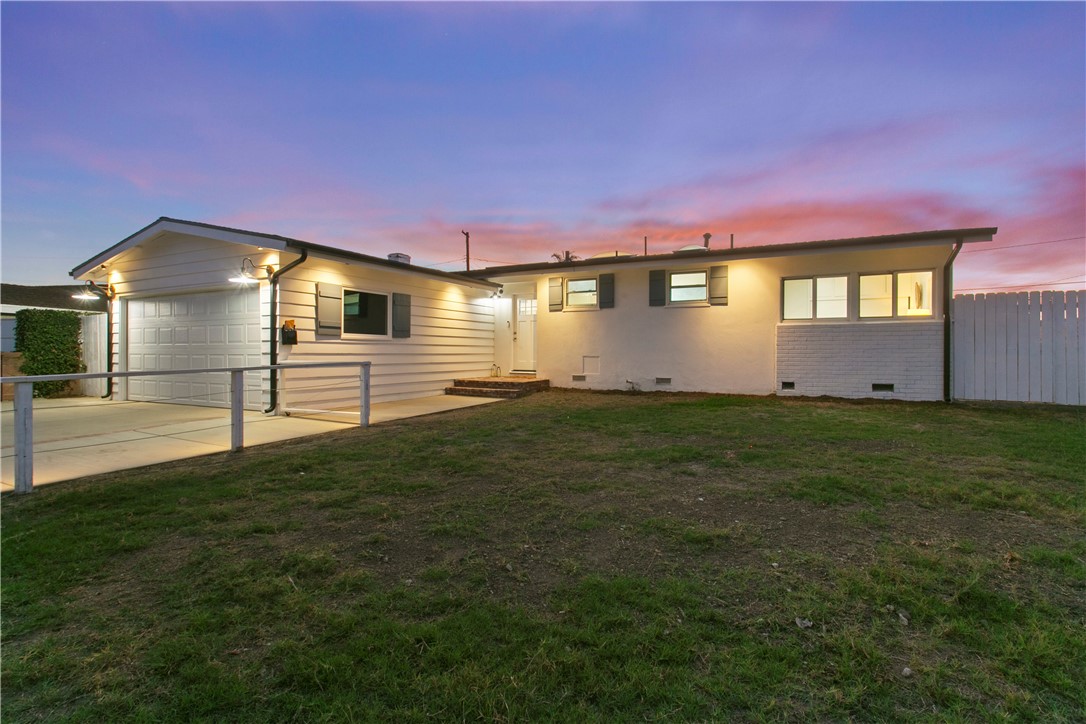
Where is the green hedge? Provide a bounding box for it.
[14,309,85,397]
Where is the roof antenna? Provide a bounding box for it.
[703,232,712,249]
[462,230,470,271]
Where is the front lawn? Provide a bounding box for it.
[3,391,1083,721]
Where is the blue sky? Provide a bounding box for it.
[2,2,1083,290]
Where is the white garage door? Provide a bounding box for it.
[127,289,264,409]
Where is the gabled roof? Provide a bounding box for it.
[465,227,997,277]
[70,217,499,289]
[1,284,108,313]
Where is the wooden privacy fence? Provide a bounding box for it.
[953,290,1084,404]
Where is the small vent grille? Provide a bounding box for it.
[572,374,587,382]
[872,383,895,392]
[655,377,672,385]
[781,381,795,390]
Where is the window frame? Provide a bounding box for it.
[667,269,709,305]
[781,274,849,321]
[341,287,391,338]
[781,268,938,323]
[858,269,935,319]
[565,277,599,309]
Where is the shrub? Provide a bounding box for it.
[14,309,85,397]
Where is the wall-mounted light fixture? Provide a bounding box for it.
[229,258,275,284]
[71,280,115,301]
[490,286,505,299]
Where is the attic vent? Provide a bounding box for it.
[387,253,411,264]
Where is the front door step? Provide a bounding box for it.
[445,376,550,399]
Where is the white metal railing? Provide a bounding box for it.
[1,362,371,494]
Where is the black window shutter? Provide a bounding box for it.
[709,266,729,306]
[649,270,666,307]
[316,283,342,335]
[548,277,564,312]
[599,273,615,309]
[391,293,411,338]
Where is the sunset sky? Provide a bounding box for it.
[2,2,1083,292]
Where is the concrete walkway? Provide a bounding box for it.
[1,395,501,491]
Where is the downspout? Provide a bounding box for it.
[942,239,964,403]
[101,299,114,398]
[264,249,309,413]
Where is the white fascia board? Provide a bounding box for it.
[70,218,290,279]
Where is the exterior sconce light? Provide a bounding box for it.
[71,280,115,301]
[229,258,275,284]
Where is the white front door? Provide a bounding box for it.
[512,296,537,372]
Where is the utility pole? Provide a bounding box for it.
[462,230,470,271]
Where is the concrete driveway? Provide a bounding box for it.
[1,395,500,491]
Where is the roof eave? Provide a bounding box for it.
[467,227,998,278]
[70,217,499,290]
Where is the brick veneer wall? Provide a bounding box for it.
[775,321,943,401]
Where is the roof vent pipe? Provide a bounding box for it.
[703,232,712,248]
[388,252,411,264]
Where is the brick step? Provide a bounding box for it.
[444,385,526,400]
[450,377,550,392]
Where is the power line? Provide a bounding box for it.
[957,274,1085,291]
[961,235,1085,253]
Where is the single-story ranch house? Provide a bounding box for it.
[70,217,995,410]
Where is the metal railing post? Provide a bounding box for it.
[13,381,34,493]
[230,370,245,451]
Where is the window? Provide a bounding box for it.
[343,289,388,336]
[816,276,848,318]
[650,266,727,306]
[783,279,813,319]
[782,276,847,320]
[898,271,932,316]
[566,278,598,308]
[859,271,933,318]
[550,274,613,311]
[859,274,892,318]
[669,271,708,303]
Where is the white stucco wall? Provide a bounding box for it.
[488,241,955,400]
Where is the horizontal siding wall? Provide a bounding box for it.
[276,262,495,408]
[776,322,944,401]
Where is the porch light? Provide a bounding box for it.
[229,258,275,284]
[71,280,115,300]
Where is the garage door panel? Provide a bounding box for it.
[128,289,262,409]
